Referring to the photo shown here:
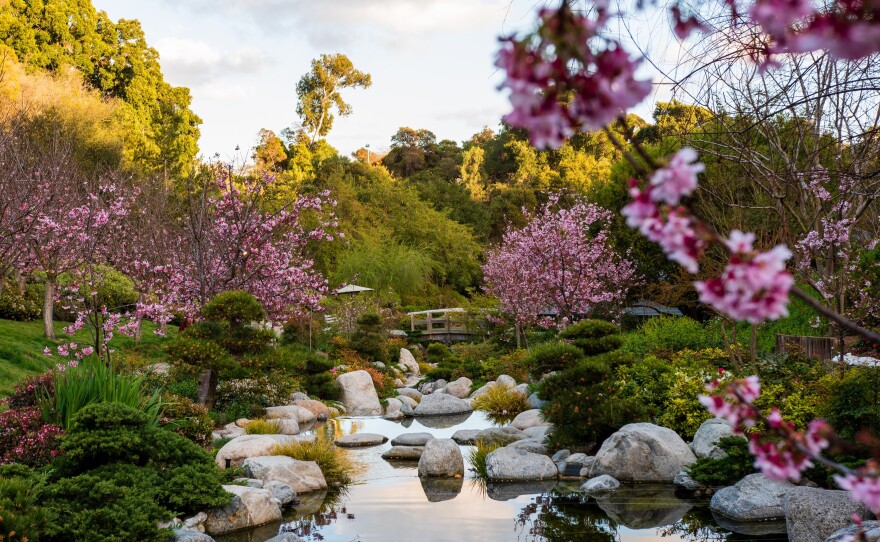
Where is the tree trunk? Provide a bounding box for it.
[197,368,218,409]
[43,275,56,340]
[515,323,521,349]
[13,269,25,294]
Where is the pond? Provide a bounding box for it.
[215,413,789,542]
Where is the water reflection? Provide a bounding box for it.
[420,477,464,502]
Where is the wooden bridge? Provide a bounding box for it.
[407,308,472,343]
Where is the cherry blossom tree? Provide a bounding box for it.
[483,197,636,345]
[496,0,880,525]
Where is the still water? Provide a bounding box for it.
[215,412,788,542]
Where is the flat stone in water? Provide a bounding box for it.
[390,432,434,446]
[381,446,424,460]
[334,433,388,447]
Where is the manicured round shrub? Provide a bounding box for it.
[166,336,233,375]
[559,319,623,356]
[201,290,265,326]
[687,436,754,486]
[528,340,583,378]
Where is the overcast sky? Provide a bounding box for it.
[92,0,679,160]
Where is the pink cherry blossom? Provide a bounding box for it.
[649,147,704,205]
[836,472,880,513]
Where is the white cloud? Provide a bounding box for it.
[154,37,266,85]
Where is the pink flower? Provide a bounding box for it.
[649,147,704,205]
[43,347,52,356]
[835,472,880,513]
[81,346,94,356]
[749,0,814,38]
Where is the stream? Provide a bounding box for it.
[214,412,789,542]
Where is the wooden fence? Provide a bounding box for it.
[775,334,835,361]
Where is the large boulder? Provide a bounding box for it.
[414,392,473,416]
[172,528,215,542]
[710,473,795,521]
[785,487,874,542]
[417,438,464,478]
[485,446,558,481]
[590,423,696,482]
[496,374,516,388]
[265,405,316,425]
[292,399,331,421]
[383,398,406,420]
[215,435,298,469]
[511,409,548,431]
[507,438,548,455]
[204,485,282,536]
[264,481,297,506]
[443,377,473,399]
[242,455,328,493]
[335,370,382,416]
[399,348,420,375]
[691,418,740,459]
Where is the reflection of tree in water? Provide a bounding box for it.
[278,489,355,541]
[658,508,734,542]
[515,491,620,542]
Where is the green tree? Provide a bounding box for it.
[296,53,371,140]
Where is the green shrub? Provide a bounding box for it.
[212,377,292,421]
[426,342,452,361]
[482,349,531,383]
[274,437,356,487]
[472,384,531,421]
[559,319,623,355]
[0,283,41,321]
[350,313,389,362]
[0,465,48,541]
[201,290,265,325]
[166,336,234,376]
[822,366,880,439]
[540,357,644,449]
[623,316,709,356]
[40,358,165,430]
[687,436,754,486]
[528,340,583,378]
[160,394,215,448]
[302,353,341,400]
[245,419,281,434]
[40,402,232,542]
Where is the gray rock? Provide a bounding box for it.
[507,438,548,455]
[673,470,705,491]
[433,379,448,391]
[469,382,494,399]
[485,446,558,481]
[396,387,423,402]
[710,473,796,521]
[514,383,530,396]
[397,395,418,411]
[293,399,331,421]
[414,392,473,416]
[551,449,571,463]
[826,521,880,542]
[372,361,386,370]
[444,377,473,399]
[204,485,282,536]
[399,348,420,375]
[521,425,553,441]
[581,475,620,495]
[579,456,597,477]
[290,392,310,402]
[526,392,547,409]
[417,411,472,428]
[785,487,874,542]
[478,426,526,445]
[242,455,328,493]
[381,446,424,460]
[691,418,740,459]
[333,433,388,447]
[233,477,263,488]
[451,429,483,445]
[264,534,302,542]
[511,409,547,430]
[264,481,297,506]
[215,435,300,469]
[496,374,516,388]
[383,398,406,420]
[391,432,434,446]
[590,423,697,482]
[417,438,464,478]
[335,370,383,416]
[560,453,590,476]
[265,405,316,425]
[172,528,215,542]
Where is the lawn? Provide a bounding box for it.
[0,318,175,397]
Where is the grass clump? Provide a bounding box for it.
[472,385,530,418]
[467,439,505,480]
[273,437,356,487]
[686,436,754,486]
[244,418,281,434]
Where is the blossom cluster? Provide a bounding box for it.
[701,376,880,513]
[496,3,651,149]
[0,406,64,467]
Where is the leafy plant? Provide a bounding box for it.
[245,419,281,434]
[160,394,214,448]
[39,358,165,430]
[0,407,64,467]
[0,465,48,541]
[274,436,356,487]
[527,340,583,377]
[468,439,505,480]
[687,436,754,486]
[472,384,530,420]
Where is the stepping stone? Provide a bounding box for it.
[381,446,424,460]
[334,433,388,447]
[391,432,434,446]
[451,429,482,445]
